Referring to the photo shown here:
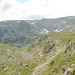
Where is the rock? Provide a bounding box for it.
[50,60,55,66]
[20,62,23,66]
[25,64,29,67]
[71,64,75,68]
[44,43,55,53]
[61,67,66,73]
[24,68,27,70]
[63,68,75,75]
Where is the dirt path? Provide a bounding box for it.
[31,46,66,75]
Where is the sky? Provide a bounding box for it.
[0,0,75,21]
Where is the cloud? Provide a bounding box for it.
[47,0,75,18]
[1,4,12,12]
[0,0,75,21]
[0,11,5,20]
[28,15,45,20]
[0,0,16,11]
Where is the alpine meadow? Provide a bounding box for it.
[0,16,75,75]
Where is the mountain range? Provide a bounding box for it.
[0,16,75,75]
[0,16,75,43]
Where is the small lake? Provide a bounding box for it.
[10,43,31,48]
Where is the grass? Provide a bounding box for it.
[0,32,75,75]
[41,48,75,75]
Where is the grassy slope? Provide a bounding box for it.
[0,44,37,75]
[0,32,75,75]
[27,32,75,75]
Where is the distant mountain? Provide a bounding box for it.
[0,20,42,43]
[0,16,75,43]
[27,16,75,32]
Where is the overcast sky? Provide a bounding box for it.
[0,0,75,21]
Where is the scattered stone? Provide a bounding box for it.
[25,64,29,67]
[71,64,75,68]
[50,60,55,66]
[64,68,72,75]
[24,68,27,70]
[61,67,66,73]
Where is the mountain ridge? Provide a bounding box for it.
[0,16,75,43]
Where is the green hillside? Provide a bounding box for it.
[0,16,75,75]
[0,32,75,75]
[27,32,75,75]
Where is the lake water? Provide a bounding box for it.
[10,43,31,48]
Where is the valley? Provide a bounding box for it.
[0,16,75,44]
[0,16,75,75]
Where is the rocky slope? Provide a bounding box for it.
[27,32,75,75]
[0,32,75,75]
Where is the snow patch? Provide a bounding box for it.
[63,21,66,23]
[66,26,69,27]
[55,30,60,32]
[31,22,35,24]
[40,28,49,34]
[55,28,63,32]
[44,28,49,33]
[66,26,70,28]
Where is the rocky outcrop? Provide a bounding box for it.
[43,42,55,53]
[61,64,75,75]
